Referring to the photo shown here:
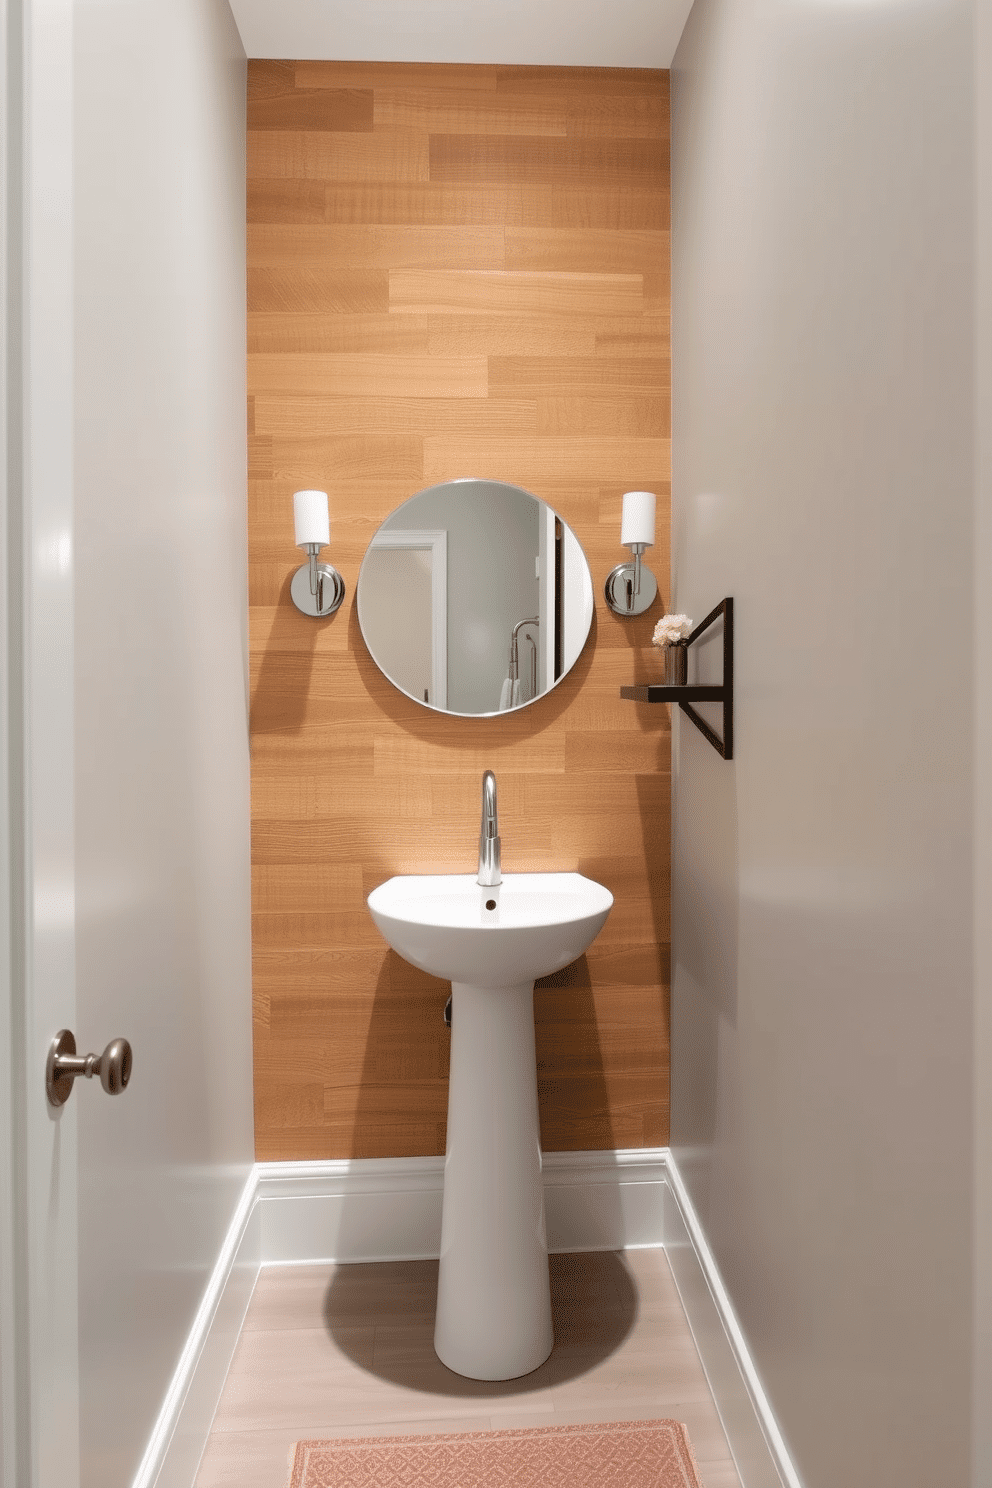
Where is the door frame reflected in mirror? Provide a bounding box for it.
[362,528,448,709]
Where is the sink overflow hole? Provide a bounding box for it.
[486,899,497,910]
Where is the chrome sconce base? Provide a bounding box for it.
[606,493,660,617]
[291,557,346,617]
[604,557,658,616]
[291,499,344,618]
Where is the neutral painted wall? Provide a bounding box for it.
[670,1,976,1485]
[226,0,695,69]
[72,2,253,1484]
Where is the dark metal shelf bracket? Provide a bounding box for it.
[618,597,734,759]
[680,598,733,759]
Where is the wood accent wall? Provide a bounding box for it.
[248,61,671,1161]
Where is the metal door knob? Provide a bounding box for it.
[46,1029,133,1107]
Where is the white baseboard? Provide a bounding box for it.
[134,1170,261,1488]
[664,1153,803,1488]
[256,1156,444,1264]
[142,1149,802,1488]
[256,1147,668,1264]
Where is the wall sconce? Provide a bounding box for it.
[604,491,659,616]
[290,489,345,617]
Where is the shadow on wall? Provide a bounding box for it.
[669,719,740,1190]
[249,581,598,740]
[635,770,673,959]
[349,950,452,1160]
[534,953,616,1154]
[347,951,617,1161]
[249,571,323,735]
[322,1250,638,1396]
[347,597,599,740]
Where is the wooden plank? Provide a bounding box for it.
[252,394,536,439]
[260,431,426,486]
[421,434,670,486]
[494,65,668,96]
[254,182,667,230]
[505,227,669,276]
[594,314,671,356]
[248,352,488,398]
[247,179,330,224]
[248,312,431,356]
[375,89,569,137]
[247,60,297,101]
[389,268,643,318]
[564,729,671,773]
[425,314,598,357]
[536,395,669,438]
[294,60,500,92]
[247,223,505,269]
[248,266,388,315]
[489,354,668,395]
[247,130,430,183]
[428,135,668,189]
[248,88,374,134]
[565,93,670,140]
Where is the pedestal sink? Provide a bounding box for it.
[367,872,613,1380]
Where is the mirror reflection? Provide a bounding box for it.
[357,479,594,717]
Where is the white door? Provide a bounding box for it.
[4,5,256,1484]
[1,2,81,1486]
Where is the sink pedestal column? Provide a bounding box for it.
[434,979,553,1380]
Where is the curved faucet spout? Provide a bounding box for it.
[477,770,502,887]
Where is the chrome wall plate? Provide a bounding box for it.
[291,562,345,617]
[604,562,658,617]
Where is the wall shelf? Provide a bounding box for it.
[620,685,725,702]
[620,597,734,760]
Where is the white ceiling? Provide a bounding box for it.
[227,0,693,70]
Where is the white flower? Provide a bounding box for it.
[652,614,693,648]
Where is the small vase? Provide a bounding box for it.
[664,642,688,686]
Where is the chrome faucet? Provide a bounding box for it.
[477,770,502,887]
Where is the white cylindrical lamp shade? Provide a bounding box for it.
[293,489,330,549]
[621,490,656,548]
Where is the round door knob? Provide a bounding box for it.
[46,1030,133,1107]
[99,1037,132,1095]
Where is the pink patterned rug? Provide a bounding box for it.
[287,1419,705,1487]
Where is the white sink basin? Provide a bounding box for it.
[366,868,614,1383]
[367,872,613,987]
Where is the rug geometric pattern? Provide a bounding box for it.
[288,1419,705,1488]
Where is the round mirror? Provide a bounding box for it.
[356,479,594,717]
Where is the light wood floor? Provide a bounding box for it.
[195,1248,742,1488]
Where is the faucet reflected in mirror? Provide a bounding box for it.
[500,617,540,710]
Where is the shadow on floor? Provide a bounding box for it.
[322,1250,638,1397]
